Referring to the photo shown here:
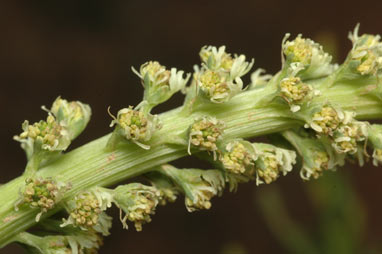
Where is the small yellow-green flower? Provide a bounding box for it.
[113,183,160,231]
[110,106,161,149]
[188,117,224,158]
[252,143,296,185]
[62,190,113,236]
[279,76,315,112]
[221,140,256,175]
[349,25,382,75]
[15,177,67,222]
[306,106,343,136]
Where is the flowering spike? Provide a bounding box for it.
[160,165,225,212]
[188,117,225,158]
[113,183,160,231]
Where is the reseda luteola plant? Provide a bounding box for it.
[1,25,382,253]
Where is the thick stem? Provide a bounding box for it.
[0,81,381,247]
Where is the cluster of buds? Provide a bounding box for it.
[132,61,190,109]
[15,177,68,221]
[62,189,113,236]
[252,143,296,185]
[349,25,382,76]
[194,46,254,103]
[109,106,161,149]
[220,140,257,175]
[279,76,316,112]
[283,34,335,80]
[113,183,160,231]
[188,117,225,158]
[14,97,91,164]
[160,165,225,212]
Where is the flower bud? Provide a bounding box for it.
[332,116,368,154]
[195,69,243,103]
[282,130,345,180]
[161,165,225,212]
[50,96,91,140]
[188,117,225,158]
[200,46,254,78]
[349,25,382,76]
[252,143,296,185]
[113,183,160,231]
[132,61,190,107]
[249,68,272,89]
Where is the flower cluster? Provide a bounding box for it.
[113,183,160,231]
[252,143,296,185]
[305,107,368,156]
[194,46,254,103]
[109,106,161,149]
[349,25,382,75]
[15,177,67,221]
[188,117,224,158]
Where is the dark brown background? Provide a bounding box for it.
[1,0,382,253]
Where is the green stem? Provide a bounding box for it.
[0,81,381,248]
